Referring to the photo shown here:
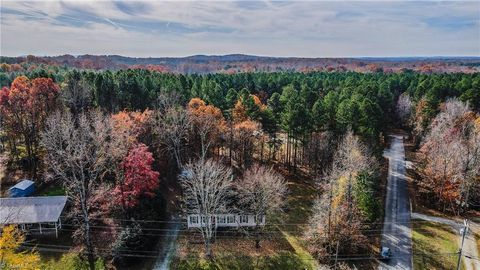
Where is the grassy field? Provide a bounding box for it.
[412,220,460,270]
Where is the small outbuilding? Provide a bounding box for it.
[9,179,35,197]
[0,196,68,237]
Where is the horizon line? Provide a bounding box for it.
[1,54,480,59]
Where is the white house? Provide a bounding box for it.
[187,214,265,229]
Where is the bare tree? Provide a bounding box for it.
[331,130,375,218]
[179,159,233,258]
[237,164,288,248]
[396,93,413,127]
[305,130,374,259]
[156,91,182,114]
[41,110,110,270]
[333,130,373,175]
[305,192,368,261]
[154,106,191,169]
[304,131,336,174]
[456,117,480,210]
[421,99,473,211]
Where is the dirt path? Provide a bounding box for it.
[152,222,180,270]
[412,212,480,270]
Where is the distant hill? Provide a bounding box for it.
[1,54,479,74]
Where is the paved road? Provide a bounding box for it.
[412,213,480,270]
[379,135,412,270]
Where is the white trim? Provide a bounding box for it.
[187,214,265,228]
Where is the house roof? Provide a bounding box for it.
[9,179,35,191]
[0,196,67,224]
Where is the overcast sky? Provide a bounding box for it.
[1,0,479,57]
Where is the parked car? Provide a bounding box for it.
[380,246,392,260]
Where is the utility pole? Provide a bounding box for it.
[456,219,469,270]
[334,241,339,270]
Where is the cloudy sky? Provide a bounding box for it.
[1,0,479,57]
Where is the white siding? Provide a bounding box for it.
[187,214,265,228]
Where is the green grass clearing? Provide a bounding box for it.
[39,185,66,196]
[279,229,319,270]
[412,220,461,270]
[41,252,105,270]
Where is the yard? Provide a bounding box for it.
[171,168,320,270]
[412,220,461,270]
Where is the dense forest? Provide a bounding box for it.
[1,64,479,269]
[1,54,479,74]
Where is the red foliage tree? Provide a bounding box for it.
[114,144,160,209]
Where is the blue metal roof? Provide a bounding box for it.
[9,179,35,191]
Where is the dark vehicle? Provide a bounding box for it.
[380,246,392,260]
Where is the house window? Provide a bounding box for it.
[254,215,263,223]
[240,215,249,223]
[217,216,226,224]
[227,215,235,223]
[201,216,207,224]
[189,216,199,224]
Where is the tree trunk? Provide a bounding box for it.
[260,137,264,163]
[347,173,352,222]
[255,234,261,249]
[293,138,298,172]
[229,122,233,165]
[81,201,95,270]
[327,182,333,240]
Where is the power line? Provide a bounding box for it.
[21,244,461,262]
[26,222,416,238]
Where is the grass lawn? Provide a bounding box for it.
[39,185,66,196]
[275,170,319,269]
[41,252,105,270]
[412,220,460,270]
[279,230,318,270]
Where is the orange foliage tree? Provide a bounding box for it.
[0,76,59,176]
[110,109,153,155]
[187,98,226,159]
[232,94,265,123]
